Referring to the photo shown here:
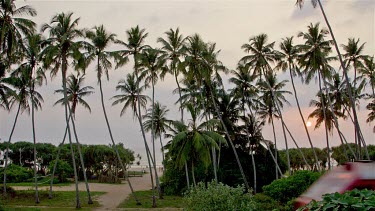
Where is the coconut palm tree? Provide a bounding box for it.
[157,28,187,122]
[5,33,46,203]
[167,103,226,186]
[296,0,367,160]
[41,12,87,208]
[117,25,158,207]
[143,102,171,173]
[84,25,141,204]
[0,0,36,63]
[0,66,12,109]
[366,99,375,132]
[276,36,320,170]
[54,74,93,118]
[240,33,278,79]
[360,56,375,97]
[3,66,43,197]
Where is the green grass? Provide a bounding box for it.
[118,190,185,209]
[8,177,72,187]
[1,190,104,209]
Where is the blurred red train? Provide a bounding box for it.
[294,161,375,209]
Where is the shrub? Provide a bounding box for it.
[0,164,33,183]
[298,189,375,211]
[48,160,73,183]
[184,181,255,211]
[262,170,322,204]
[253,193,285,211]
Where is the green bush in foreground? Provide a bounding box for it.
[298,189,375,211]
[262,170,322,204]
[184,181,255,211]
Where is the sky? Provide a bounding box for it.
[0,0,374,166]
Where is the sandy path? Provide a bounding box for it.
[13,173,156,210]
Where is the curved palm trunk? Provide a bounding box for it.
[208,86,250,190]
[62,57,81,208]
[211,147,218,184]
[134,57,156,208]
[150,80,163,199]
[289,66,320,170]
[30,85,40,203]
[280,120,291,175]
[264,141,283,176]
[174,69,184,123]
[159,136,165,174]
[318,73,331,170]
[243,109,257,192]
[191,162,196,187]
[270,117,278,179]
[3,102,21,195]
[98,76,140,205]
[317,0,368,159]
[67,105,93,204]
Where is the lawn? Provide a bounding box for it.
[1,190,104,209]
[118,190,185,209]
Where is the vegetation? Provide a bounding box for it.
[184,181,255,211]
[119,190,185,209]
[298,189,375,211]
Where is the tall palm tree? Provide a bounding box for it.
[0,66,12,109]
[139,47,167,193]
[240,33,278,79]
[143,102,171,173]
[342,38,367,158]
[41,12,87,208]
[0,0,36,63]
[54,74,94,119]
[6,33,46,202]
[366,99,375,132]
[3,66,43,197]
[296,0,368,160]
[117,25,158,207]
[276,36,320,170]
[157,28,187,122]
[85,25,141,204]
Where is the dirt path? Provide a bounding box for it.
[13,173,156,210]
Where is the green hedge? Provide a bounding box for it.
[0,164,33,183]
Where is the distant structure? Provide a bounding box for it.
[0,150,12,168]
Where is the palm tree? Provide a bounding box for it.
[84,25,141,204]
[54,74,94,119]
[139,47,167,198]
[296,0,368,160]
[366,99,375,132]
[276,36,320,170]
[3,66,43,198]
[240,33,278,79]
[143,102,171,173]
[41,12,87,208]
[0,0,36,64]
[118,25,158,207]
[342,38,367,157]
[0,66,12,109]
[167,104,226,186]
[157,28,187,122]
[360,56,375,97]
[6,33,46,202]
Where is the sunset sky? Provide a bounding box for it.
[0,0,374,165]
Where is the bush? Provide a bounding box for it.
[48,160,73,183]
[184,181,255,211]
[298,189,375,211]
[253,193,285,211]
[0,164,33,183]
[262,170,321,204]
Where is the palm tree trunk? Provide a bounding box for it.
[67,105,93,204]
[317,0,368,159]
[62,57,81,209]
[208,86,250,190]
[191,162,196,187]
[150,80,163,199]
[289,66,320,170]
[134,57,156,208]
[318,73,331,170]
[185,161,190,189]
[270,117,278,179]
[264,141,283,176]
[211,147,218,184]
[280,120,291,175]
[3,102,21,195]
[159,135,165,174]
[30,85,40,204]
[98,76,141,205]
[174,71,184,123]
